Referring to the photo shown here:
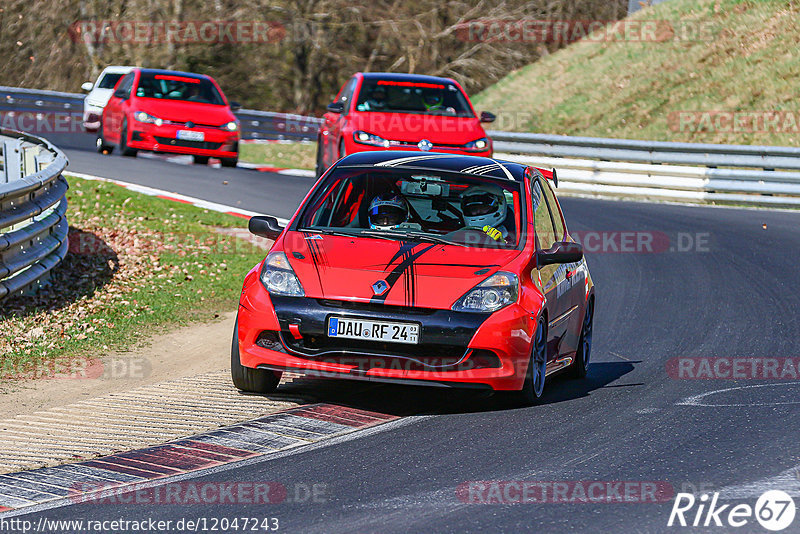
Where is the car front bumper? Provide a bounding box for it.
[127,122,239,158]
[237,278,534,391]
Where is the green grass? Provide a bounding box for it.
[239,141,316,170]
[0,176,266,380]
[473,0,800,146]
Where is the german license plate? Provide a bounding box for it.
[177,130,204,142]
[327,317,420,345]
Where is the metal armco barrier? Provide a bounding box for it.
[0,129,69,301]
[489,131,800,207]
[3,84,800,207]
[0,86,322,142]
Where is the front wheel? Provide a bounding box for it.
[569,298,594,379]
[193,155,210,165]
[509,317,548,406]
[220,156,238,168]
[96,124,113,155]
[119,120,138,157]
[231,320,282,394]
[314,136,325,178]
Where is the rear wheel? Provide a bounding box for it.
[119,120,138,157]
[96,124,113,155]
[193,155,210,165]
[509,317,548,406]
[231,319,282,394]
[570,298,594,379]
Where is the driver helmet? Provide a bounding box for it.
[368,194,408,230]
[461,184,507,229]
[423,93,443,110]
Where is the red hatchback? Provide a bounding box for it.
[316,72,496,176]
[98,68,241,167]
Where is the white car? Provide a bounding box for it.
[80,66,134,133]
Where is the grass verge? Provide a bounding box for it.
[473,0,800,146]
[0,176,267,382]
[239,141,316,170]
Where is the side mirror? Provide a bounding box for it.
[81,81,94,92]
[480,111,496,123]
[537,242,583,267]
[249,216,284,240]
[229,101,242,112]
[551,168,558,188]
[326,101,345,114]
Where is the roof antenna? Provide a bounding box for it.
[551,168,558,188]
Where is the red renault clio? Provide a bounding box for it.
[98,68,241,166]
[316,72,496,176]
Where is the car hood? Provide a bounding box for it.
[349,113,486,145]
[135,99,234,125]
[86,89,114,108]
[283,231,519,309]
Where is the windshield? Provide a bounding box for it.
[355,79,474,117]
[297,168,522,248]
[97,73,125,89]
[135,73,225,105]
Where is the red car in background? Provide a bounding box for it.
[98,68,241,167]
[316,72,496,177]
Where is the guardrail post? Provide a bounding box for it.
[2,139,22,184]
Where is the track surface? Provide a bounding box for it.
[19,133,800,532]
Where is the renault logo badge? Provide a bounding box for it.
[372,280,389,296]
[417,139,433,151]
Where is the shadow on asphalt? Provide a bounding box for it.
[0,228,119,318]
[271,360,638,417]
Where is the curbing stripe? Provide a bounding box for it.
[0,404,399,513]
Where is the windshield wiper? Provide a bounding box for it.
[361,230,469,247]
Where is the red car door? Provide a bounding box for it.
[103,72,135,144]
[323,76,358,167]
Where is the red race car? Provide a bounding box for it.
[233,151,595,405]
[98,68,241,167]
[315,72,496,177]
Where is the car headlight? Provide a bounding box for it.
[464,137,489,152]
[260,252,304,297]
[133,111,162,126]
[223,121,238,132]
[354,130,391,147]
[452,271,518,313]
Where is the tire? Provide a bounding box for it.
[96,124,113,155]
[231,320,282,394]
[569,298,594,379]
[509,317,548,406]
[119,120,138,157]
[193,155,210,165]
[220,156,238,168]
[338,139,346,160]
[314,136,325,178]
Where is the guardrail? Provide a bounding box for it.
[0,129,69,302]
[0,86,322,142]
[490,131,800,207]
[3,84,800,207]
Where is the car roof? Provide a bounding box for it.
[135,68,210,80]
[100,66,135,74]
[335,151,530,182]
[359,72,457,86]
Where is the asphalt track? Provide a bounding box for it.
[17,132,800,532]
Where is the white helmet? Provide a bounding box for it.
[461,185,507,229]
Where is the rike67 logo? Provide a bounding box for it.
[668,490,796,531]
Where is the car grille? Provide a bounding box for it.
[154,137,223,150]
